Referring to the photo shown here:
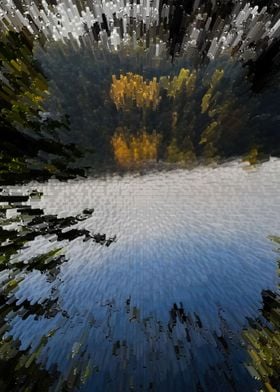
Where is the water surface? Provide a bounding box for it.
[1,159,280,391]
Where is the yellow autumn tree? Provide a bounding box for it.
[111,128,160,167]
[110,73,160,110]
[159,68,197,98]
[201,69,224,114]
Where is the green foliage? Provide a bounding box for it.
[243,236,280,391]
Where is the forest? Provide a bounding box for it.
[0,25,279,184]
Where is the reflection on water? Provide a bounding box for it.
[0,160,280,391]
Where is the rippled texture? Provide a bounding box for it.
[1,1,280,390]
[1,159,279,391]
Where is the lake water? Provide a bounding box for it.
[1,159,280,391]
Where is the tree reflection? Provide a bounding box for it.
[0,189,116,391]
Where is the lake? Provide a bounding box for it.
[1,159,280,391]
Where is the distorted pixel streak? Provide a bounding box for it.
[0,1,280,391]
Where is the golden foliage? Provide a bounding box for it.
[111,128,160,167]
[109,67,237,166]
[200,121,218,145]
[159,68,197,98]
[110,69,198,111]
[201,69,224,114]
[242,236,280,392]
[110,73,160,110]
[243,327,280,391]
